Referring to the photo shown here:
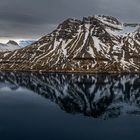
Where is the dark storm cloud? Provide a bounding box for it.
[0,0,140,38]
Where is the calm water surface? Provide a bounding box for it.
[0,72,140,140]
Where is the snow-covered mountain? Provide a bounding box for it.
[0,15,140,72]
[0,40,20,52]
[0,72,140,119]
[18,40,35,47]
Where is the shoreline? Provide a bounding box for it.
[0,69,140,75]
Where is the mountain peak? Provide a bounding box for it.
[7,40,19,46]
[95,15,122,25]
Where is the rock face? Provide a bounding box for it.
[0,72,140,119]
[0,40,20,52]
[0,15,140,73]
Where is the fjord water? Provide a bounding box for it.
[0,72,140,140]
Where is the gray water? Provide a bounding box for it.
[0,72,140,140]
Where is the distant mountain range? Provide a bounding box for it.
[18,40,35,47]
[0,15,140,73]
[0,40,20,52]
[0,39,35,52]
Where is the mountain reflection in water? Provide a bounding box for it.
[0,72,139,120]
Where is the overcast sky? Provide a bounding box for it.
[0,0,140,40]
